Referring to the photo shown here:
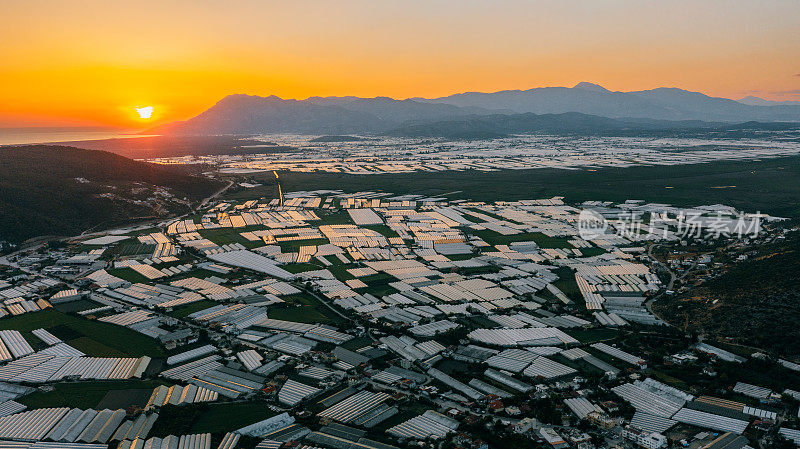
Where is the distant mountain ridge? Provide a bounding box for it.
[737,95,800,107]
[386,112,717,139]
[151,94,384,135]
[149,83,800,136]
[421,83,800,122]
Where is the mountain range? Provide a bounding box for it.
[736,96,800,107]
[149,82,800,137]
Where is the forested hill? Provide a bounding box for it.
[0,145,223,243]
[654,233,800,357]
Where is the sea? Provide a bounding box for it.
[0,127,148,146]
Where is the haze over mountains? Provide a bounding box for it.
[736,96,800,107]
[149,82,800,137]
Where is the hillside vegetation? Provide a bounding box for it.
[0,145,223,242]
[654,233,800,356]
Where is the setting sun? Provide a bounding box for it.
[136,106,154,119]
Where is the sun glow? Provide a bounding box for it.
[136,106,154,119]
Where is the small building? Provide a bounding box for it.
[158,328,198,349]
[622,426,667,449]
[539,427,569,449]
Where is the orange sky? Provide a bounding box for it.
[1,0,799,128]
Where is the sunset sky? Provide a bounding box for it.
[2,0,799,128]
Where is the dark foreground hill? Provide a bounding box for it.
[0,145,224,243]
[653,233,800,357]
[49,135,295,160]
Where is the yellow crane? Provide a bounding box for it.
[273,170,284,207]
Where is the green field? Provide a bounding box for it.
[282,262,325,274]
[434,358,479,381]
[106,242,156,258]
[150,402,276,436]
[464,207,507,221]
[106,267,152,284]
[363,224,399,238]
[53,299,102,314]
[579,246,608,257]
[277,237,329,253]
[471,230,572,248]
[340,336,373,351]
[551,266,582,303]
[357,272,395,285]
[227,156,800,218]
[188,402,275,433]
[446,253,476,261]
[354,283,398,297]
[269,293,345,325]
[564,327,620,344]
[0,309,165,358]
[465,315,501,328]
[327,263,357,281]
[646,369,691,391]
[19,379,168,409]
[316,210,354,225]
[353,272,398,297]
[199,227,264,249]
